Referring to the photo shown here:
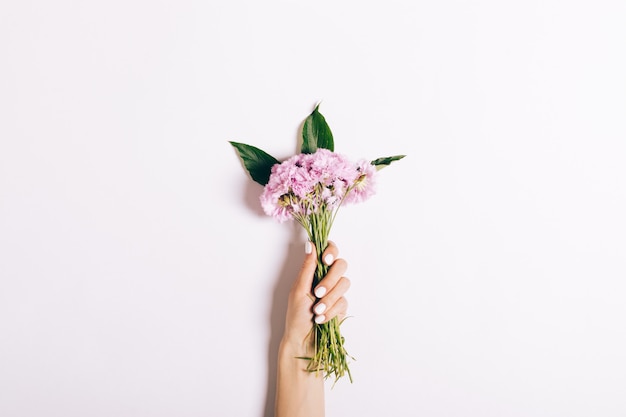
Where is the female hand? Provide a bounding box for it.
[282,240,351,354]
[276,240,351,417]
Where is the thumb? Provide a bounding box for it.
[294,241,317,294]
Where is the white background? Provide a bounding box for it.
[1,1,625,416]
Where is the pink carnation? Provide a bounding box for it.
[260,149,377,222]
[342,159,377,204]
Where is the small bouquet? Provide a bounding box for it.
[230,104,404,383]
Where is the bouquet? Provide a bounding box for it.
[230,104,404,383]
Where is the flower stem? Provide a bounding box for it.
[300,209,353,384]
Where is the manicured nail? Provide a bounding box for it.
[314,286,327,298]
[305,241,312,254]
[314,303,326,315]
[324,254,334,265]
[314,314,326,324]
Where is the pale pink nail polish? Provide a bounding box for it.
[305,241,312,254]
[314,287,327,298]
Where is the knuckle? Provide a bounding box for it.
[340,276,351,289]
[333,258,348,272]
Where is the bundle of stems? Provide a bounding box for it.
[296,207,352,384]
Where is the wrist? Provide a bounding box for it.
[279,335,314,361]
[276,339,325,417]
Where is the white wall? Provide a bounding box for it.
[1,1,625,416]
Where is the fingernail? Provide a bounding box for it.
[305,241,312,254]
[314,303,326,315]
[324,254,334,265]
[314,287,327,298]
[314,314,326,324]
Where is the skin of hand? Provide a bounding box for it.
[282,240,350,351]
[275,240,351,417]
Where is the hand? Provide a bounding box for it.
[282,240,351,354]
[276,240,351,417]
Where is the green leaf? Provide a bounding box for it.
[229,141,280,186]
[301,103,334,153]
[371,155,406,170]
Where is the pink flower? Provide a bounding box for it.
[259,149,378,222]
[343,159,377,204]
